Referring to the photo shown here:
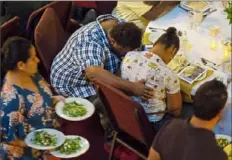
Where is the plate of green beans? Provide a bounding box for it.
[55,97,95,121]
[50,135,90,158]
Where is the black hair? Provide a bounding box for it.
[1,36,32,73]
[154,27,180,53]
[109,22,142,50]
[193,79,228,121]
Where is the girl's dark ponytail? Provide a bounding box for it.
[154,27,180,53]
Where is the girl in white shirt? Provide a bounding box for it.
[121,27,182,131]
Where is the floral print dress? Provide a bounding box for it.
[0,74,59,160]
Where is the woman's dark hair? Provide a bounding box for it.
[1,36,32,73]
[109,22,142,50]
[193,79,228,121]
[154,27,180,53]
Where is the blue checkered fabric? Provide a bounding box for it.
[50,14,121,98]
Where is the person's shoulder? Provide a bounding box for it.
[162,62,178,78]
[166,118,186,128]
[0,79,20,103]
[125,50,142,57]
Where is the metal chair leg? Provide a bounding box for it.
[109,131,118,160]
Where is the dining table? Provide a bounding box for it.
[144,2,231,136]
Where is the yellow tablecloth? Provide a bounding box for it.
[142,32,152,45]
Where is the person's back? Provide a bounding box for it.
[151,119,227,160]
[148,79,229,160]
[121,27,182,130]
[121,51,179,122]
[51,16,119,98]
[50,14,144,100]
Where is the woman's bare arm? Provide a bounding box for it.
[166,91,182,116]
[143,1,179,21]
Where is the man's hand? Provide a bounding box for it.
[132,80,154,100]
[85,66,154,99]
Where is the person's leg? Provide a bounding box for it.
[71,6,84,22]
[87,95,112,131]
[80,9,97,25]
[152,113,173,131]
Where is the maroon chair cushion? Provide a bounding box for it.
[0,16,20,46]
[96,1,117,15]
[73,1,97,8]
[26,1,72,40]
[34,8,68,81]
[95,80,155,147]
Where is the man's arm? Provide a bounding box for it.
[85,66,153,97]
[75,42,153,98]
[143,1,179,21]
[148,148,161,160]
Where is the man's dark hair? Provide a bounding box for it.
[194,79,228,120]
[109,22,142,50]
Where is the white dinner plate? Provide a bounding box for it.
[50,135,90,158]
[196,71,207,81]
[215,134,232,142]
[25,128,65,150]
[55,97,95,121]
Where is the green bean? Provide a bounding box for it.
[32,131,57,146]
[56,138,82,154]
[216,138,230,148]
[63,102,87,117]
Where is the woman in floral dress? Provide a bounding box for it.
[0,37,63,160]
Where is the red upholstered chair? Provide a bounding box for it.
[1,16,21,82]
[34,8,69,82]
[26,1,78,40]
[0,16,20,46]
[95,80,155,160]
[72,1,116,15]
[96,1,117,15]
[73,1,97,9]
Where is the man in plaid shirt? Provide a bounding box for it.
[51,14,153,100]
[51,14,154,132]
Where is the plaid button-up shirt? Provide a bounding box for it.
[51,15,121,98]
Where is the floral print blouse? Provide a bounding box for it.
[0,73,59,160]
[121,51,180,122]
